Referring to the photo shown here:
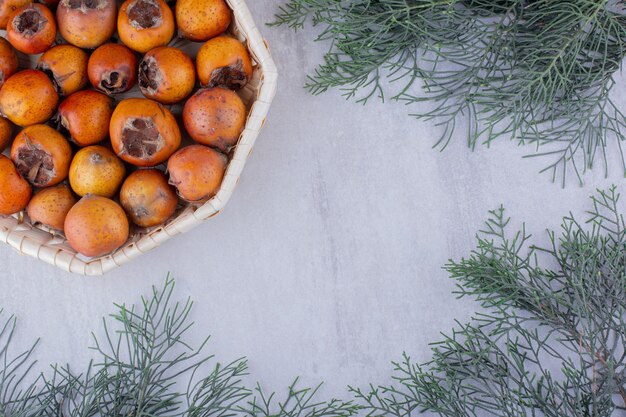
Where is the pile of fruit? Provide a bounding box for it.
[0,0,252,258]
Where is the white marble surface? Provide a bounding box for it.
[1,0,625,407]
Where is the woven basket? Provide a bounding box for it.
[0,0,277,276]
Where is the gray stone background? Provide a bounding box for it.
[0,0,624,408]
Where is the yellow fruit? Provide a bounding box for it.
[196,35,253,90]
[69,145,126,198]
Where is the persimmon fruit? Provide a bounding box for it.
[56,0,117,48]
[88,43,138,95]
[196,35,253,90]
[175,0,230,42]
[117,0,174,53]
[58,90,113,146]
[0,154,31,215]
[69,145,126,198]
[120,169,177,227]
[0,69,59,126]
[110,98,181,167]
[183,88,246,152]
[27,183,77,231]
[167,145,226,203]
[6,4,56,54]
[138,46,195,104]
[0,38,18,89]
[64,194,129,257]
[10,124,72,187]
[37,44,89,96]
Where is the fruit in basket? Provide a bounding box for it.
[175,0,230,42]
[27,183,76,231]
[58,90,113,146]
[0,154,31,215]
[37,44,89,96]
[197,35,253,90]
[167,145,226,202]
[138,46,195,104]
[69,145,126,198]
[64,194,129,257]
[117,0,174,53]
[120,169,177,227]
[6,4,56,54]
[88,43,138,95]
[0,70,59,126]
[0,0,259,262]
[56,0,116,48]
[0,0,29,29]
[10,124,72,187]
[110,98,181,167]
[0,117,12,152]
[183,88,246,152]
[0,38,18,89]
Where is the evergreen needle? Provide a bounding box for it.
[3,184,626,415]
[350,186,626,416]
[271,0,626,185]
[0,278,359,417]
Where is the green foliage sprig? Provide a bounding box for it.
[349,187,626,416]
[3,187,626,416]
[271,0,626,185]
[0,278,359,417]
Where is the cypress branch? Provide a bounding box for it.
[271,0,626,185]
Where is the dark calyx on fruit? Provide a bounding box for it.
[100,70,128,94]
[121,117,164,159]
[15,144,54,186]
[37,63,72,94]
[65,0,102,9]
[138,56,161,94]
[208,60,248,90]
[14,9,47,37]
[133,206,150,219]
[89,151,104,163]
[128,0,162,29]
